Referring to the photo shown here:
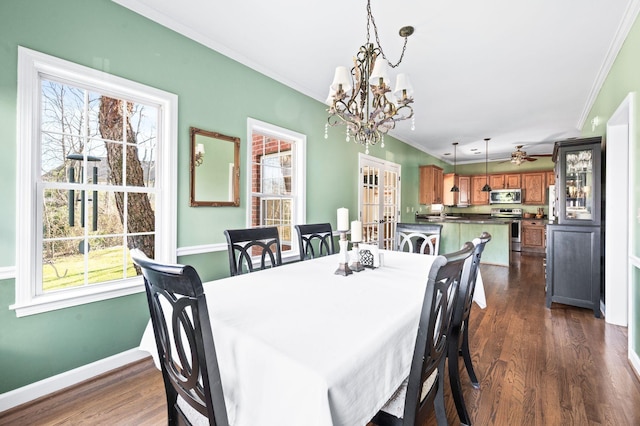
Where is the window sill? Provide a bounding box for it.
[10,278,145,317]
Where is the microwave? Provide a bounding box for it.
[489,189,522,204]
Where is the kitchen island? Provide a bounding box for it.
[416,215,512,266]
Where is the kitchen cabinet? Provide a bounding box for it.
[458,176,470,206]
[546,224,600,317]
[522,172,546,204]
[521,219,545,253]
[419,165,443,204]
[546,170,555,187]
[470,175,489,205]
[490,173,521,189]
[443,174,471,206]
[443,173,457,206]
[505,173,521,189]
[489,174,505,189]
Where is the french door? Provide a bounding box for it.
[358,154,401,249]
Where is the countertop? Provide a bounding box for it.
[415,214,513,225]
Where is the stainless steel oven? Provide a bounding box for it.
[491,208,523,251]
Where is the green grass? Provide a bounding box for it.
[43,246,137,291]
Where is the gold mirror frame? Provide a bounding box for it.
[189,127,240,207]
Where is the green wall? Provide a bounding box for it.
[0,0,443,393]
[579,12,640,360]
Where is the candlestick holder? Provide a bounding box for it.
[349,241,365,272]
[334,231,353,276]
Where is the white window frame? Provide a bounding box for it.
[12,47,177,317]
[246,118,306,262]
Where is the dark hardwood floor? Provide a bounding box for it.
[2,253,639,425]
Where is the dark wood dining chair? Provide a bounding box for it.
[130,249,229,426]
[395,223,443,255]
[224,227,282,276]
[372,241,474,426]
[447,232,491,426]
[294,223,335,261]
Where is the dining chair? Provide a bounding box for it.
[372,241,475,426]
[447,232,491,426]
[224,227,282,276]
[130,249,229,426]
[294,223,335,261]
[395,223,443,255]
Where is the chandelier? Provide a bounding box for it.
[324,0,415,154]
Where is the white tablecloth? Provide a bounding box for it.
[139,250,486,426]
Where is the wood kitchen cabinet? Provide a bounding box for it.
[419,165,444,204]
[443,174,470,206]
[522,172,546,204]
[458,176,470,206]
[546,170,555,187]
[521,219,546,253]
[490,173,521,189]
[505,173,521,189]
[470,175,489,205]
[443,173,457,206]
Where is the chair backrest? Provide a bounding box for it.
[224,227,282,276]
[402,241,474,425]
[395,223,443,255]
[294,223,335,261]
[130,249,228,426]
[451,232,492,338]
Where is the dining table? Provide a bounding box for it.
[139,249,486,426]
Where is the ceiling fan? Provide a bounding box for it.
[505,145,552,165]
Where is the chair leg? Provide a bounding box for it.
[448,337,472,426]
[434,359,448,426]
[461,321,480,389]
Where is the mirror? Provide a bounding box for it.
[190,127,240,207]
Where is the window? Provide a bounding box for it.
[13,47,177,316]
[247,119,306,259]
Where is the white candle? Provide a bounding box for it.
[337,208,349,231]
[351,220,362,242]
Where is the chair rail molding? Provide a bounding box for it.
[0,266,16,281]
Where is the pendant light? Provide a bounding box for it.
[481,138,492,192]
[450,142,459,192]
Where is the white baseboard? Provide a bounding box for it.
[631,347,640,381]
[0,348,150,412]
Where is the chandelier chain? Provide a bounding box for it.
[367,0,409,68]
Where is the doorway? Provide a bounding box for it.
[358,154,401,249]
[605,92,639,376]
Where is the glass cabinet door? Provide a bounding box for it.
[555,137,601,226]
[563,148,594,221]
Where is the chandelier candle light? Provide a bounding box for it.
[325,0,415,154]
[336,208,353,276]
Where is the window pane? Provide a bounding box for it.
[86,237,136,284]
[42,238,86,292]
[126,192,155,234]
[41,80,86,136]
[43,188,88,239]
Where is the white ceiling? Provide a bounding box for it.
[114,0,639,163]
